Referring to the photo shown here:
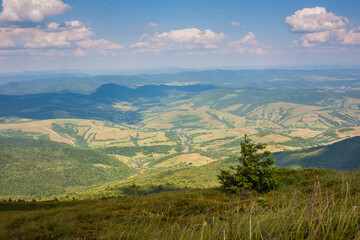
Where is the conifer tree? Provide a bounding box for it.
[218,134,278,193]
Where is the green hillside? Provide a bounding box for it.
[274,136,360,170]
[80,137,360,199]
[0,169,359,239]
[0,137,133,199]
[76,157,236,199]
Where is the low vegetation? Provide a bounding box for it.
[0,169,359,239]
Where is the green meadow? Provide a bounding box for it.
[0,169,359,239]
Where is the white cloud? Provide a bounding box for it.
[0,25,93,48]
[227,32,272,54]
[74,48,87,57]
[343,27,360,45]
[76,39,123,50]
[287,7,360,50]
[251,48,270,55]
[131,28,225,52]
[0,0,71,23]
[285,7,348,32]
[157,28,224,44]
[228,32,256,47]
[64,21,83,28]
[130,42,150,48]
[0,21,124,57]
[149,22,159,27]
[47,22,60,30]
[230,21,240,27]
[299,31,332,47]
[0,30,16,47]
[296,27,360,47]
[204,44,218,49]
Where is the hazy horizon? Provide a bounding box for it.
[0,0,359,72]
[2,64,360,76]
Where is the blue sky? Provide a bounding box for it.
[0,0,360,72]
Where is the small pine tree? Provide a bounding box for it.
[218,134,278,193]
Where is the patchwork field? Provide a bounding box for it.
[1,116,360,168]
[1,86,360,200]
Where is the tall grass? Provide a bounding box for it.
[0,169,359,239]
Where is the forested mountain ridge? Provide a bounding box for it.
[274,136,360,170]
[0,83,359,129]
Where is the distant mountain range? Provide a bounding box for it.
[0,69,359,95]
[0,83,359,130]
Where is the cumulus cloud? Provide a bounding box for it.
[0,21,124,57]
[157,28,224,44]
[47,22,60,30]
[131,28,224,52]
[298,30,333,47]
[0,24,93,48]
[297,27,360,47]
[0,0,124,57]
[230,21,240,27]
[343,27,360,45]
[0,0,71,23]
[228,32,256,47]
[76,39,124,50]
[227,32,272,54]
[285,7,348,32]
[287,7,360,50]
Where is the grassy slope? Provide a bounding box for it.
[74,156,238,199]
[1,134,360,200]
[77,136,360,199]
[0,137,133,199]
[0,169,359,239]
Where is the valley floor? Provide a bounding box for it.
[1,169,359,240]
